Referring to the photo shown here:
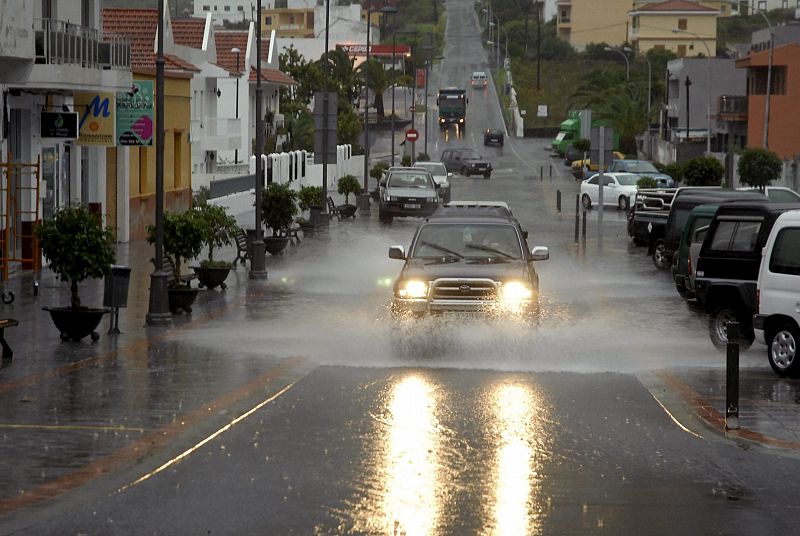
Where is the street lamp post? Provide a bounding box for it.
[251,0,267,278]
[489,20,508,69]
[232,47,240,166]
[672,28,711,154]
[755,9,773,149]
[604,46,630,81]
[361,5,398,213]
[390,30,418,167]
[146,0,170,325]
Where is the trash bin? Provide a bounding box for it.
[103,265,131,334]
[103,265,131,309]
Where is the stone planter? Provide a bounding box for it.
[167,287,201,314]
[263,236,290,256]
[192,265,232,290]
[43,306,109,342]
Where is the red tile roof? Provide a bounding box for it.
[249,66,297,86]
[637,0,716,12]
[215,30,249,73]
[102,8,200,73]
[172,18,206,49]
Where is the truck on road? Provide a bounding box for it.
[437,88,467,128]
[551,110,620,156]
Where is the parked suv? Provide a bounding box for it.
[754,210,800,376]
[694,202,800,350]
[388,205,549,320]
[378,167,441,224]
[440,148,492,178]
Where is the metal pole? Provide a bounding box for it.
[424,46,430,157]
[250,0,267,278]
[685,75,691,143]
[556,190,561,212]
[725,321,740,430]
[764,31,773,149]
[598,125,605,243]
[235,50,240,165]
[495,16,500,69]
[411,56,416,164]
[536,10,540,90]
[391,24,396,166]
[574,194,579,243]
[363,9,371,206]
[146,0,170,325]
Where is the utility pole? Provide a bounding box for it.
[685,75,692,143]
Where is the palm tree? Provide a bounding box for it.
[320,48,361,105]
[357,58,391,117]
[592,83,650,155]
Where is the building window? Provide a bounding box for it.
[203,5,210,10]
[238,5,243,10]
[748,66,787,95]
[782,0,788,7]
[265,16,272,25]
[289,15,295,24]
[224,5,230,11]
[678,18,687,30]
[560,9,570,23]
[720,5,726,13]
[677,44,686,57]
[758,0,766,9]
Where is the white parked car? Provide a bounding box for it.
[754,209,800,376]
[470,71,487,88]
[737,186,800,203]
[413,162,452,203]
[580,172,640,211]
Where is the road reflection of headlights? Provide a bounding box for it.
[398,280,428,298]
[500,282,533,303]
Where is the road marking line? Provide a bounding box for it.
[0,424,145,433]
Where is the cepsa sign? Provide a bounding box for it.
[75,92,116,146]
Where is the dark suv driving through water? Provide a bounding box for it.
[388,205,549,320]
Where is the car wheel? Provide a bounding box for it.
[708,304,754,352]
[379,210,393,224]
[484,172,491,179]
[499,140,504,147]
[581,194,592,210]
[461,166,469,177]
[652,240,668,270]
[768,323,800,376]
[676,280,690,299]
[618,196,629,211]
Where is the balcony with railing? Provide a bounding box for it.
[28,18,132,90]
[717,95,748,122]
[191,117,243,153]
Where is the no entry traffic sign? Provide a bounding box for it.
[405,128,419,142]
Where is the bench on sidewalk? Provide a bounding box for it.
[233,227,249,265]
[0,318,19,360]
[161,256,196,287]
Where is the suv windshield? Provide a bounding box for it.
[387,172,433,189]
[616,174,640,186]
[619,161,659,173]
[415,163,446,176]
[411,223,523,259]
[460,149,481,160]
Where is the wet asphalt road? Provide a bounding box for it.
[5,0,800,533]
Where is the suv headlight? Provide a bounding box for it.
[397,280,428,298]
[499,281,533,303]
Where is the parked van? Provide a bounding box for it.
[694,202,800,350]
[754,210,800,376]
[470,71,487,88]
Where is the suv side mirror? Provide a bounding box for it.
[389,245,406,260]
[531,246,549,261]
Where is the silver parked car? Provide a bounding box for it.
[413,162,452,203]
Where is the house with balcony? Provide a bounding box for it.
[1,0,133,267]
[664,57,746,152]
[736,42,800,159]
[556,0,632,50]
[103,7,199,241]
[629,0,718,57]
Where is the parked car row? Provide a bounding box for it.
[626,184,800,376]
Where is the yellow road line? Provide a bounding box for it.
[0,423,145,433]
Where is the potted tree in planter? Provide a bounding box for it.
[297,185,325,231]
[148,210,204,314]
[35,205,116,342]
[336,174,362,218]
[261,182,298,255]
[192,203,240,290]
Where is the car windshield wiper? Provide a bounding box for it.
[464,243,515,259]
[466,257,510,264]
[423,256,462,265]
[418,241,464,258]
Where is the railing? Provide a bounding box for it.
[718,95,748,115]
[34,18,130,70]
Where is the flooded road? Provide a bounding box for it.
[4,0,800,534]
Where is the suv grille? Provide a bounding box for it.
[431,279,498,301]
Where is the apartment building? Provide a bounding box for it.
[193,0,257,24]
[629,0,718,57]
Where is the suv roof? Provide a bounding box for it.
[672,191,766,207]
[713,201,800,216]
[429,204,515,223]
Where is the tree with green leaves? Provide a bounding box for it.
[358,58,391,117]
[683,156,725,186]
[337,175,363,204]
[337,99,362,148]
[738,148,782,192]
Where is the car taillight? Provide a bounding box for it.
[756,288,760,313]
[687,256,692,276]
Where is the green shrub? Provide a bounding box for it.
[260,183,299,236]
[738,148,782,191]
[337,174,363,204]
[683,156,724,186]
[370,162,390,181]
[637,176,658,189]
[401,155,412,167]
[194,203,239,267]
[662,162,685,184]
[298,185,324,211]
[148,211,204,287]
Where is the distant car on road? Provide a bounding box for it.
[580,172,640,211]
[470,71,488,88]
[484,128,504,147]
[388,204,549,320]
[378,167,441,224]
[440,148,492,179]
[608,159,675,188]
[413,161,452,203]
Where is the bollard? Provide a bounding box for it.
[574,194,580,243]
[550,164,553,178]
[557,190,561,212]
[540,166,543,181]
[725,321,740,430]
[582,210,587,245]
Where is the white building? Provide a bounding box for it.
[1,0,132,254]
[193,0,258,24]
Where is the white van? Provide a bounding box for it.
[754,209,800,376]
[470,71,487,88]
